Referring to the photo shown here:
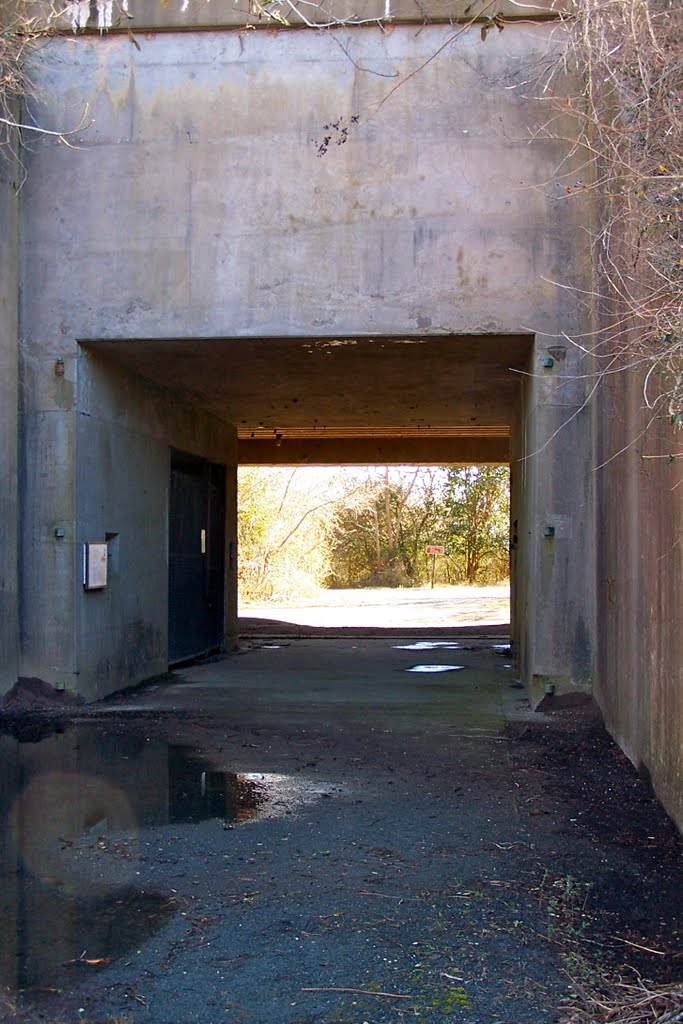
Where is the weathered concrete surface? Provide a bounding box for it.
[21,26,590,342]
[0,146,19,696]
[18,345,237,700]
[595,364,683,830]
[512,345,595,704]
[18,21,596,701]
[85,334,532,437]
[79,355,236,700]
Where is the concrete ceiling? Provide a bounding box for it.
[85,333,532,462]
[85,335,532,442]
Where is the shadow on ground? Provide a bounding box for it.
[239,618,510,638]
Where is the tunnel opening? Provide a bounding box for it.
[77,334,531,691]
[236,463,511,638]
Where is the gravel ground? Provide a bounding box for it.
[239,586,510,630]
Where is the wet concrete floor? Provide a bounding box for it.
[1,637,681,1023]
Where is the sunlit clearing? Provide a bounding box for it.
[238,465,510,621]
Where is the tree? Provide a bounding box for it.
[442,467,509,585]
[325,467,450,587]
[237,467,370,601]
[238,467,337,602]
[325,466,512,588]
[1,3,93,166]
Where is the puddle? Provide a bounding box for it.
[0,722,337,994]
[169,747,338,824]
[0,725,175,993]
[406,664,465,673]
[393,641,461,651]
[0,881,173,993]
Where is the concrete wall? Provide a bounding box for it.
[17,21,597,698]
[21,25,590,343]
[595,364,683,829]
[19,344,237,700]
[0,142,19,696]
[75,353,237,698]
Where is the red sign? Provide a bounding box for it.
[425,545,445,556]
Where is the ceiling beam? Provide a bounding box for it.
[239,436,509,465]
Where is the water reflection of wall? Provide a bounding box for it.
[0,735,20,990]
[0,725,170,991]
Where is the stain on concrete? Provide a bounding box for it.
[572,613,592,684]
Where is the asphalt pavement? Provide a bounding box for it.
[2,636,681,1024]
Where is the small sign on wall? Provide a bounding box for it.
[83,543,108,590]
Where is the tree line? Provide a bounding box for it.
[238,466,510,602]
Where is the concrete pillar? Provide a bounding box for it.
[509,404,524,663]
[0,151,20,695]
[18,349,78,688]
[224,459,239,651]
[517,340,596,702]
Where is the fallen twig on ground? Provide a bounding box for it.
[302,987,412,999]
[356,890,420,900]
[609,936,668,957]
[64,950,112,967]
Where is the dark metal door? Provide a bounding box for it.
[168,450,225,664]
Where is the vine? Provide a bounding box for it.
[546,0,682,432]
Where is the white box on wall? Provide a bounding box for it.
[83,543,108,590]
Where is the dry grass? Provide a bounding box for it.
[563,973,683,1023]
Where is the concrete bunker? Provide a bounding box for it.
[12,13,597,716]
[2,0,678,831]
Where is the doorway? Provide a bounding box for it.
[168,449,226,664]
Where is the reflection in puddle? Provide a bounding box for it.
[169,746,265,824]
[394,641,462,651]
[169,750,334,825]
[0,727,176,993]
[0,722,334,995]
[13,884,171,992]
[406,664,465,673]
